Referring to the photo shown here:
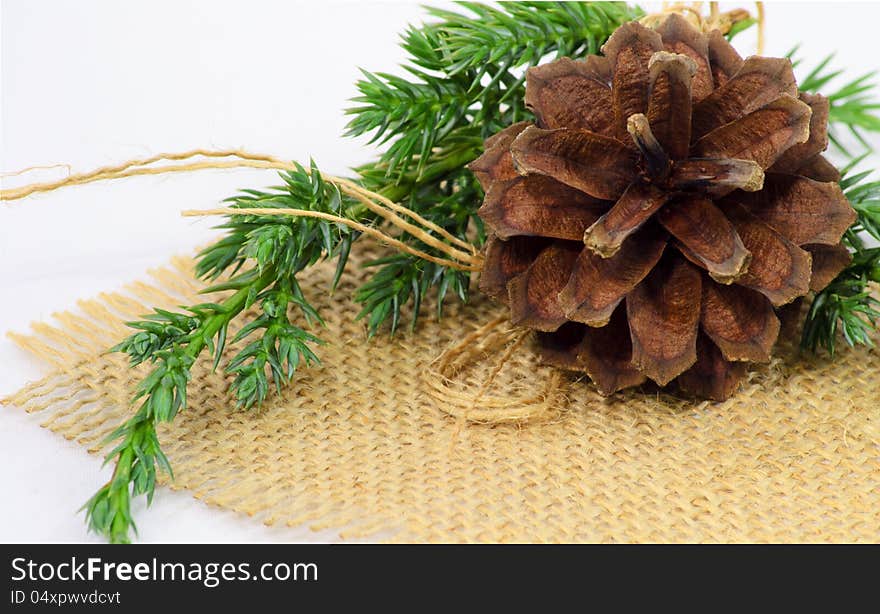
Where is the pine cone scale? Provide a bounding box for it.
[771,93,830,173]
[469,122,531,189]
[655,13,714,101]
[559,226,667,327]
[626,255,702,385]
[578,307,647,394]
[602,23,663,138]
[657,195,752,283]
[668,158,764,194]
[479,174,606,241]
[479,235,549,302]
[646,51,696,158]
[805,244,853,291]
[509,126,639,200]
[706,30,744,86]
[536,309,649,395]
[691,56,798,141]
[692,95,813,169]
[726,206,813,306]
[797,154,840,182]
[507,241,581,332]
[582,181,668,257]
[524,57,615,134]
[729,173,856,245]
[677,334,748,400]
[701,282,780,362]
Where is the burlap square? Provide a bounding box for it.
[4,246,879,542]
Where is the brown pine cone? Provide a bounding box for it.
[469,16,857,401]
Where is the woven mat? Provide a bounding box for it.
[4,246,879,542]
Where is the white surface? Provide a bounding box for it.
[1,1,879,543]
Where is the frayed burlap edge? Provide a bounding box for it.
[3,247,879,542]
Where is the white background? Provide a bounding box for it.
[2,1,879,542]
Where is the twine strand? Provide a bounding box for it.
[755,2,765,56]
[0,149,480,270]
[469,329,530,405]
[0,149,275,200]
[0,163,72,179]
[182,207,479,271]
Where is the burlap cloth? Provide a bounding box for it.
[4,245,879,542]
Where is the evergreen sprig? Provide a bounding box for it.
[801,248,880,355]
[430,1,641,74]
[839,157,880,247]
[86,162,358,542]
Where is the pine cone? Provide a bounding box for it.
[470,16,857,401]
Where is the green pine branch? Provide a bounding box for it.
[427,1,642,79]
[801,248,880,355]
[86,162,357,542]
[838,156,880,247]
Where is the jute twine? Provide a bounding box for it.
[3,247,878,542]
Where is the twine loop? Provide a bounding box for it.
[423,316,563,424]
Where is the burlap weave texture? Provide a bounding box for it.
[4,247,879,542]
